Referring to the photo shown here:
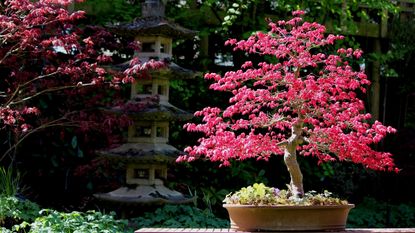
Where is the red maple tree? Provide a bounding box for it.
[0,0,162,161]
[179,11,397,198]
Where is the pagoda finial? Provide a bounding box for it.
[142,0,165,17]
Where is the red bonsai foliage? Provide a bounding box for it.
[179,11,397,197]
[0,0,163,160]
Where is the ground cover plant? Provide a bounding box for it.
[0,196,228,232]
[0,202,127,233]
[0,195,127,233]
[27,210,127,233]
[129,204,229,229]
[347,197,415,228]
[0,196,40,229]
[179,10,397,199]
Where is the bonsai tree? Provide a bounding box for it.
[178,11,397,198]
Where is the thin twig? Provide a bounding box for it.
[20,71,59,89]
[5,71,60,105]
[0,44,19,64]
[8,82,95,106]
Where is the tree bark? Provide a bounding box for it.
[283,122,304,198]
[284,145,304,198]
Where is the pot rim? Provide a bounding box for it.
[223,203,355,209]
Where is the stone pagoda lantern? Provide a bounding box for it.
[94,0,196,205]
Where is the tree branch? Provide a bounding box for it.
[261,116,285,128]
[5,72,59,106]
[276,140,288,147]
[0,44,19,64]
[8,82,95,106]
[20,71,59,89]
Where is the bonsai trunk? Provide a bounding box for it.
[284,146,304,198]
[283,122,304,198]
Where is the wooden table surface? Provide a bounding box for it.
[135,228,415,233]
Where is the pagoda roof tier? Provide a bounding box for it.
[150,61,199,80]
[107,16,197,38]
[97,143,182,162]
[94,185,194,205]
[112,60,199,80]
[110,100,194,121]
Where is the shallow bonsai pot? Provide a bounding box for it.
[223,204,355,231]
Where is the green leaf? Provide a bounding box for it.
[51,156,59,167]
[86,181,93,190]
[77,148,84,158]
[71,136,78,149]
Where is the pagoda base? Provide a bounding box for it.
[94,185,194,205]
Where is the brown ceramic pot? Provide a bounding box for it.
[223,204,355,231]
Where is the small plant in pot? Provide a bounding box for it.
[178,10,397,231]
[222,183,352,231]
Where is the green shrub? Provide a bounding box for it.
[0,197,129,233]
[28,210,127,233]
[0,196,40,227]
[347,197,415,228]
[130,204,229,229]
[0,227,12,233]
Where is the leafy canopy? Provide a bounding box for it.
[0,0,163,161]
[179,11,397,172]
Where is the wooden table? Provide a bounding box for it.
[135,228,415,233]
